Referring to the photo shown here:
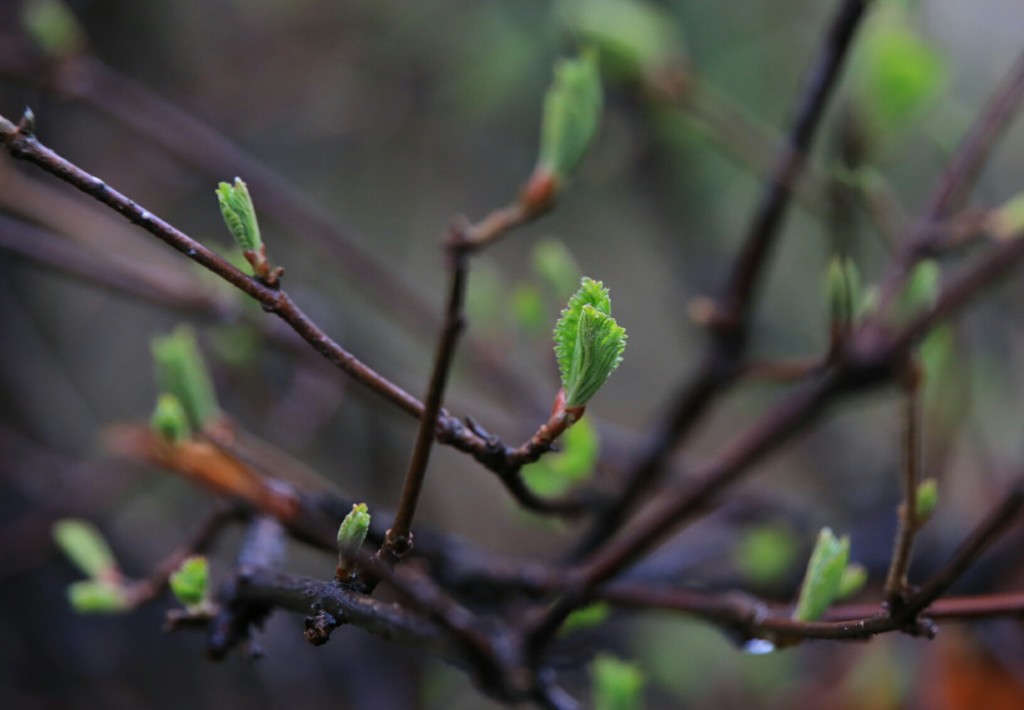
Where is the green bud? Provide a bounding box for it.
[150,393,192,444]
[592,654,646,710]
[561,601,611,634]
[68,580,130,613]
[151,325,220,429]
[824,256,861,330]
[169,556,209,610]
[22,0,85,59]
[554,277,627,408]
[216,178,263,253]
[837,563,868,600]
[792,527,851,622]
[53,519,118,580]
[538,50,603,182]
[337,503,371,567]
[915,478,939,522]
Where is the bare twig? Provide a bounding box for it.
[379,230,470,565]
[884,364,923,605]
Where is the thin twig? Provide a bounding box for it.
[379,231,469,564]
[884,363,922,605]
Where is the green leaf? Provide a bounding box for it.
[150,393,192,444]
[67,580,130,614]
[854,9,948,136]
[824,256,861,329]
[169,556,209,609]
[337,503,371,565]
[532,237,581,299]
[151,325,221,429]
[561,601,611,634]
[554,277,626,408]
[522,416,599,496]
[216,178,263,253]
[557,0,686,79]
[53,519,118,580]
[792,527,851,622]
[734,524,799,587]
[592,654,646,710]
[22,0,85,59]
[915,478,939,522]
[538,50,603,181]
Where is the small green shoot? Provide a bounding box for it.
[169,556,210,611]
[151,325,221,429]
[554,277,627,409]
[68,580,130,614]
[53,519,119,580]
[150,392,192,444]
[216,178,262,254]
[837,563,868,600]
[915,478,938,522]
[336,503,371,579]
[538,50,603,184]
[592,654,646,710]
[792,527,851,622]
[561,601,611,634]
[22,0,85,59]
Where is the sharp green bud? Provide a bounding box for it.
[336,503,371,577]
[53,519,118,580]
[150,393,192,444]
[792,527,851,622]
[169,556,209,610]
[151,325,220,429]
[538,50,603,182]
[824,256,861,330]
[216,178,262,253]
[915,478,938,522]
[68,580,130,613]
[554,277,627,408]
[592,654,646,710]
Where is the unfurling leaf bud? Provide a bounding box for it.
[169,556,209,610]
[537,50,603,184]
[837,563,868,600]
[336,503,371,578]
[792,527,851,622]
[53,518,119,580]
[216,178,262,253]
[150,393,191,444]
[592,654,646,710]
[554,277,627,408]
[151,325,220,429]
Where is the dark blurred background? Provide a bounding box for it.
[1,0,1023,707]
